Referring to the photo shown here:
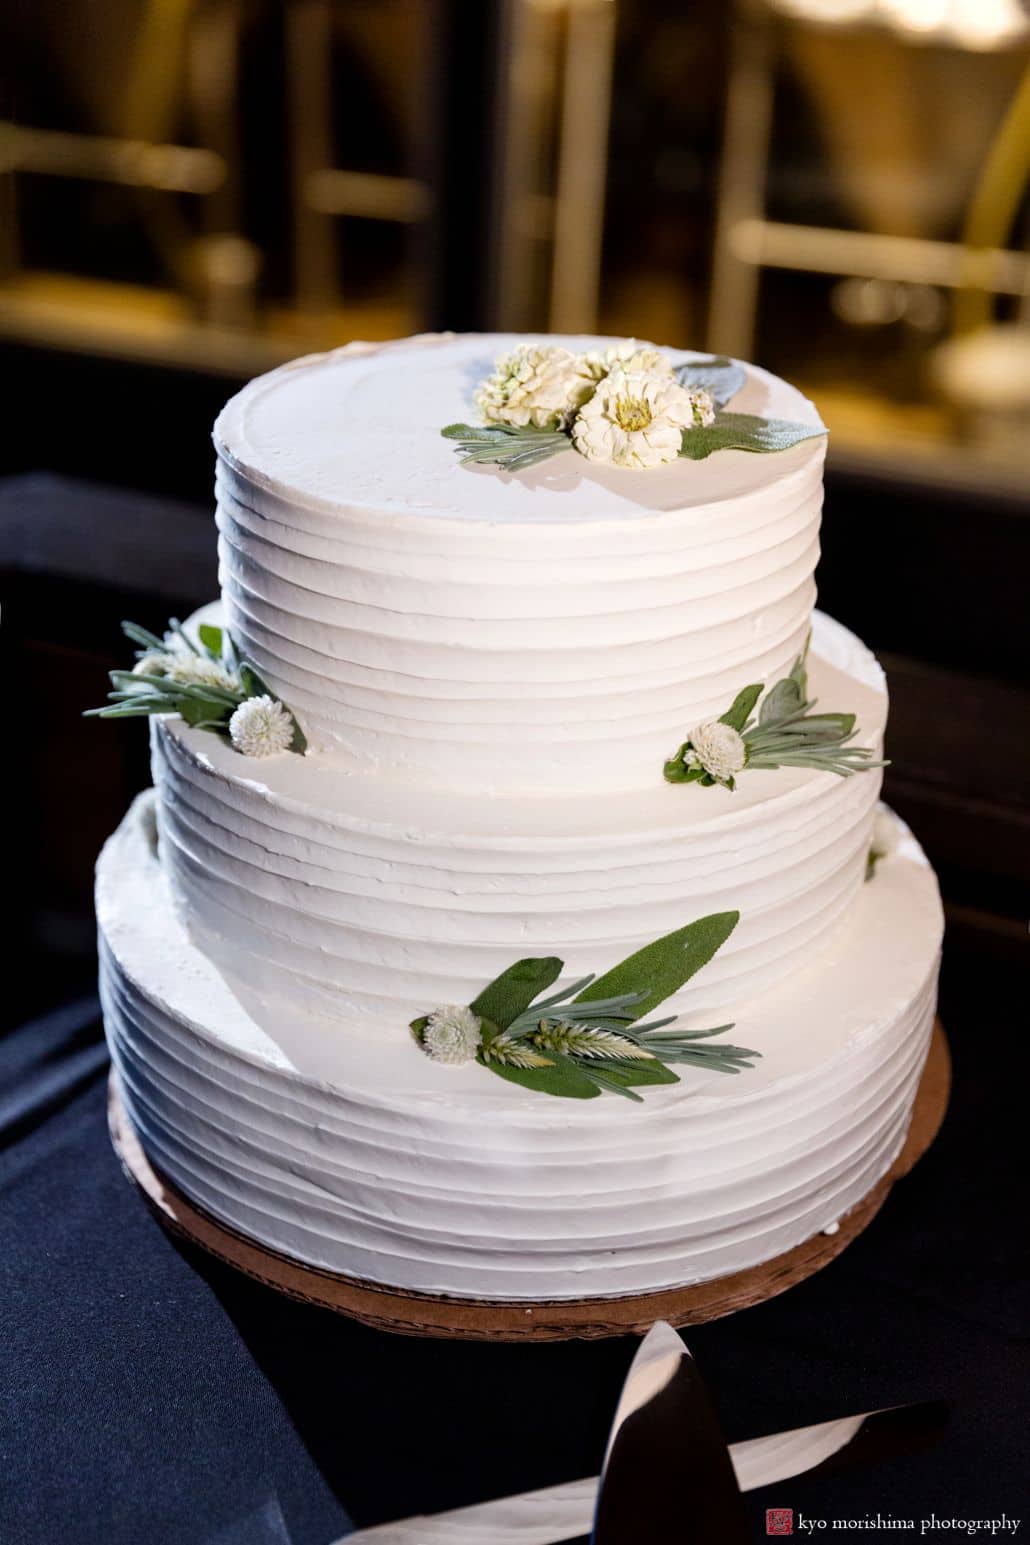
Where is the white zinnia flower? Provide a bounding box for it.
[475,344,594,431]
[584,339,672,379]
[422,1005,483,1065]
[132,652,170,677]
[165,653,238,692]
[228,695,295,758]
[572,368,698,469]
[687,720,747,784]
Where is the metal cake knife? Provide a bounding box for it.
[591,1319,748,1542]
[339,1322,945,1545]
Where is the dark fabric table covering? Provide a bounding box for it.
[2,945,1027,1545]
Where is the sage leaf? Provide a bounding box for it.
[790,711,855,737]
[674,356,747,407]
[108,671,164,695]
[470,956,564,1031]
[409,1013,430,1045]
[442,422,569,472]
[575,1066,645,1101]
[759,677,803,726]
[239,659,274,699]
[84,701,165,719]
[168,617,200,655]
[482,1056,601,1099]
[720,684,762,732]
[121,620,167,652]
[592,1060,680,1089]
[178,696,231,728]
[198,623,224,658]
[441,422,505,443]
[680,412,826,461]
[574,912,740,1021]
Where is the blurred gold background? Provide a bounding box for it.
[4,0,1028,1024]
[2,0,1028,491]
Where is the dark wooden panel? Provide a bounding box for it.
[820,461,1030,686]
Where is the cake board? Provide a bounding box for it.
[108,1022,950,1343]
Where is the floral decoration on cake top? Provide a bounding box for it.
[442,341,826,471]
[412,912,760,1102]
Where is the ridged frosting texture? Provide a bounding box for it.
[152,609,885,1040]
[213,333,826,793]
[97,792,942,1301]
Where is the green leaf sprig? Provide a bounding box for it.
[664,643,885,790]
[442,351,825,472]
[673,357,826,458]
[411,913,760,1102]
[84,618,307,753]
[441,422,570,472]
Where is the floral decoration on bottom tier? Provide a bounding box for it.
[412,912,760,1101]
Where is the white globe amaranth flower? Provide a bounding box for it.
[687,720,747,783]
[228,695,295,758]
[165,653,238,692]
[572,367,698,469]
[132,652,171,677]
[422,1005,483,1065]
[584,339,672,380]
[475,343,594,431]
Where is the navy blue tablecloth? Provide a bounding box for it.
[2,949,1027,1545]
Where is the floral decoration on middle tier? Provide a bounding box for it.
[664,641,886,791]
[85,617,306,757]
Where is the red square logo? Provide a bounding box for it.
[767,1510,794,1536]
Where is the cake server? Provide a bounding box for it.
[339,1329,944,1544]
[590,1319,749,1544]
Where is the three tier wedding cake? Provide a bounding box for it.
[94,334,943,1306]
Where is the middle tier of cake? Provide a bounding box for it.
[152,607,886,1039]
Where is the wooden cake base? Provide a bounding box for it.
[109,1022,950,1342]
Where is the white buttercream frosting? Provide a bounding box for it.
[151,606,885,1038]
[97,793,941,1301]
[212,333,825,791]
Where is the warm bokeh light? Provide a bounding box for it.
[1,0,1027,484]
[767,0,1030,46]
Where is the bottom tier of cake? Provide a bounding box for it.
[98,793,942,1303]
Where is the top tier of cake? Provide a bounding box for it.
[214,333,826,795]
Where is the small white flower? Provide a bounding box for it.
[584,339,672,380]
[475,343,594,431]
[572,368,698,469]
[132,652,170,677]
[165,653,238,692]
[228,695,295,758]
[422,1005,483,1065]
[687,720,747,784]
[686,387,716,428]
